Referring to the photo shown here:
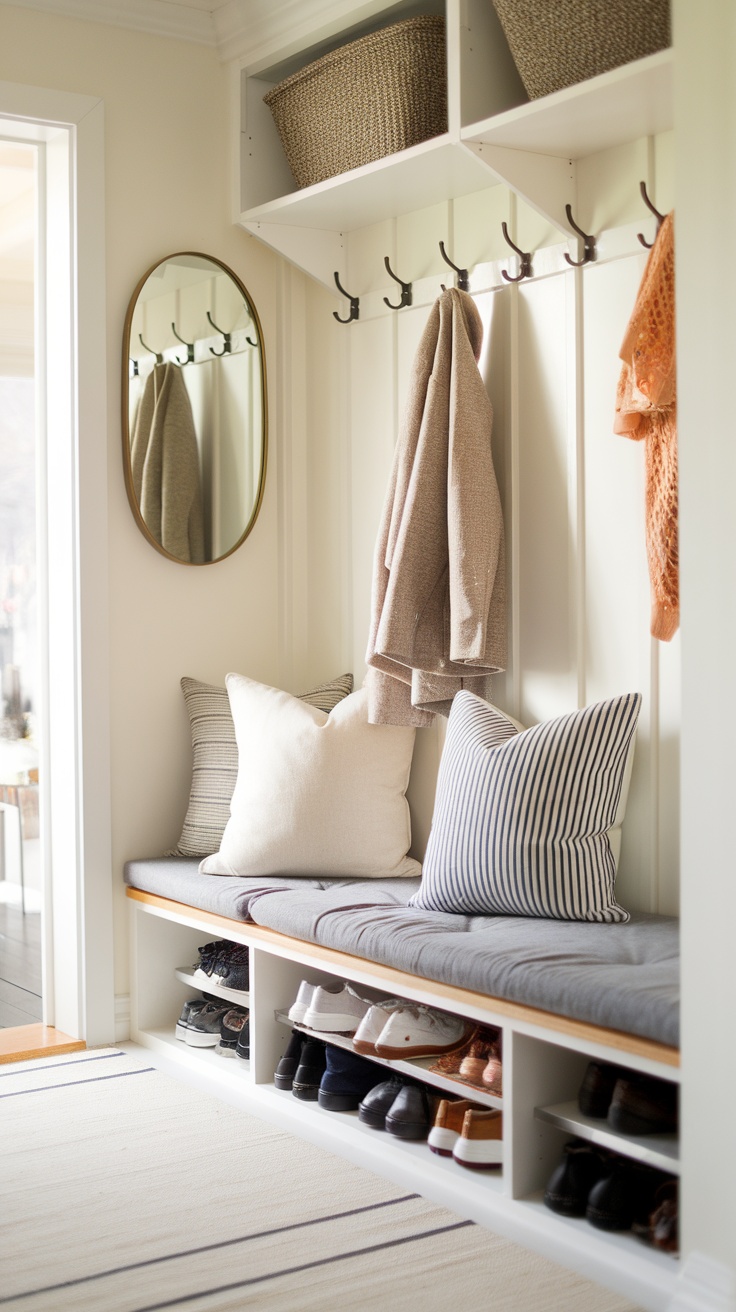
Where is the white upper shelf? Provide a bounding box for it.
[463,49,673,159]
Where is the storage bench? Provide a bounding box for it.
[125,857,680,1311]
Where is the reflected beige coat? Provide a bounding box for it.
[131,362,205,564]
[366,288,506,726]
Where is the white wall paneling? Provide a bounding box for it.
[339,145,677,910]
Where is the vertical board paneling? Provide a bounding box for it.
[516,274,578,724]
[348,316,395,680]
[328,163,678,911]
[582,254,656,911]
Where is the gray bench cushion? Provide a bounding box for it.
[124,858,679,1048]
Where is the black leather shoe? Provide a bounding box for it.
[385,1083,435,1141]
[607,1075,678,1136]
[577,1061,624,1119]
[274,1030,304,1090]
[544,1141,607,1216]
[291,1038,326,1100]
[586,1160,662,1232]
[358,1075,405,1129]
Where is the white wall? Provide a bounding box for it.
[0,6,347,1004]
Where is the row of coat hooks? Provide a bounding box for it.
[332,182,666,324]
[131,311,258,373]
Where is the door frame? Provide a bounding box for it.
[0,81,113,1045]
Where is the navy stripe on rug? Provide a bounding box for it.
[0,1051,125,1080]
[0,1195,422,1304]
[131,1221,476,1312]
[0,1067,154,1099]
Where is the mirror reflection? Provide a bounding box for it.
[122,253,266,564]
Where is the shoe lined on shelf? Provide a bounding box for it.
[373,1004,473,1059]
[175,997,211,1041]
[235,1019,250,1062]
[191,940,250,992]
[183,1000,232,1047]
[385,1083,436,1140]
[288,981,317,1025]
[274,1030,306,1090]
[317,1044,384,1111]
[428,1098,479,1157]
[358,1074,405,1129]
[577,1060,625,1118]
[452,1108,503,1170]
[352,999,404,1054]
[291,1038,327,1100]
[428,1026,500,1086]
[544,1141,608,1216]
[606,1074,678,1136]
[302,982,373,1034]
[216,1006,249,1057]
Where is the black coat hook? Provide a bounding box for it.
[139,334,163,364]
[383,256,413,309]
[439,241,469,292]
[501,222,533,283]
[563,204,597,267]
[245,334,258,347]
[637,180,666,250]
[207,311,231,356]
[130,357,139,377]
[333,271,359,324]
[171,322,195,365]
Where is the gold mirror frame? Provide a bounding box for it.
[121,252,267,565]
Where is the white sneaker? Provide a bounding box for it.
[374,1005,472,1058]
[302,981,372,1033]
[352,999,404,1054]
[287,980,316,1025]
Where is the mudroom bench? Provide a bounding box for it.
[125,858,680,1312]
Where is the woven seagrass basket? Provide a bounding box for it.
[491,0,670,99]
[263,15,447,190]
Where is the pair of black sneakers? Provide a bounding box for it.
[192,941,250,993]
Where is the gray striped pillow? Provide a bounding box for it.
[169,673,353,858]
[409,690,641,923]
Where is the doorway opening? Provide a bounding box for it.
[0,139,42,1030]
[0,84,114,1058]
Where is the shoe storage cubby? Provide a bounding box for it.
[128,891,680,1310]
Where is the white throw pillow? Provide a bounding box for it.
[201,676,420,880]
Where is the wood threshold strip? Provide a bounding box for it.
[0,1024,85,1065]
[126,886,679,1069]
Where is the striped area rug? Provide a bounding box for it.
[0,1048,641,1312]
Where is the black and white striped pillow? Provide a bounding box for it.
[410,690,641,923]
[169,673,353,858]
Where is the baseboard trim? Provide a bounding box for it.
[115,993,130,1043]
[669,1253,736,1312]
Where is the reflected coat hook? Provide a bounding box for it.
[563,204,597,267]
[637,180,666,250]
[383,256,413,310]
[246,334,258,347]
[501,222,533,283]
[439,241,469,292]
[171,322,195,365]
[139,334,163,364]
[207,311,232,356]
[130,357,139,377]
[333,271,360,324]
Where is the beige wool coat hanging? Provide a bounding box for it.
[366,287,506,726]
[131,362,206,565]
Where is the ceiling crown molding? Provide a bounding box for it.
[213,0,389,67]
[0,0,218,47]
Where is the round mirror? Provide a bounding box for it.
[122,252,267,564]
